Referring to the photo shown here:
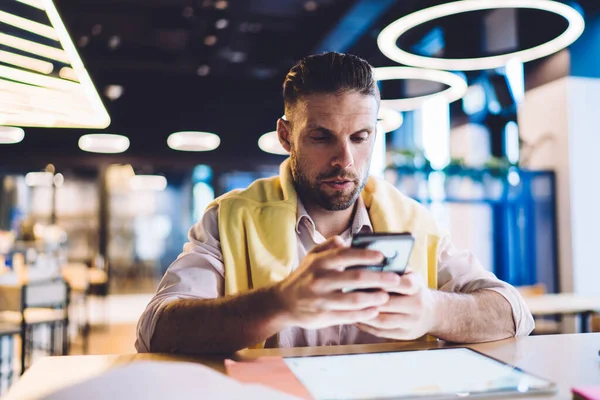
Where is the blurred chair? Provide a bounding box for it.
[516,283,561,335]
[0,322,20,395]
[0,278,70,374]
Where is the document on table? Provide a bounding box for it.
[41,361,299,400]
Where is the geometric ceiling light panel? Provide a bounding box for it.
[377,0,585,71]
[0,0,110,128]
[78,133,129,154]
[374,66,468,111]
[0,126,24,143]
[167,131,221,152]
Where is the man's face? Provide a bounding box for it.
[280,91,378,211]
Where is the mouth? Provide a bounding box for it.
[322,178,354,190]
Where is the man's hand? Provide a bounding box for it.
[274,236,402,329]
[356,270,439,340]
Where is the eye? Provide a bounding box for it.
[352,133,369,143]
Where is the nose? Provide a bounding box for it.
[330,140,354,170]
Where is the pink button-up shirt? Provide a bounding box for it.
[136,197,534,352]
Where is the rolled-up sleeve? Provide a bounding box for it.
[436,235,535,337]
[135,206,225,352]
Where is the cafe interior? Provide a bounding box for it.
[0,0,599,398]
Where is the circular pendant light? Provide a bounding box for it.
[0,126,24,144]
[167,131,220,152]
[375,67,468,110]
[78,134,130,154]
[377,0,585,71]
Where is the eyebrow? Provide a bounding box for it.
[306,124,374,135]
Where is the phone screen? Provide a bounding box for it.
[350,233,414,274]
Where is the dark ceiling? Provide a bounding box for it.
[1,0,598,174]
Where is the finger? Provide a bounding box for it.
[323,308,380,325]
[377,293,419,313]
[359,312,415,330]
[316,247,385,271]
[310,236,346,254]
[319,290,390,311]
[315,269,401,291]
[385,271,422,295]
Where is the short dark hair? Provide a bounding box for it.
[283,52,379,118]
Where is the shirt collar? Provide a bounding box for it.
[295,195,373,236]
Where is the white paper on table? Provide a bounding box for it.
[40,361,300,400]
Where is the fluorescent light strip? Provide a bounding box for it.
[0,32,68,63]
[43,0,110,125]
[14,0,45,11]
[0,10,59,40]
[377,0,585,71]
[0,78,87,103]
[0,49,53,73]
[0,64,80,91]
[58,66,78,81]
[0,93,92,116]
[374,66,468,111]
[258,131,288,155]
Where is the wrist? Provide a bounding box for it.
[428,289,446,336]
[267,282,294,327]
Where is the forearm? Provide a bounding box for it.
[150,285,288,354]
[430,289,515,343]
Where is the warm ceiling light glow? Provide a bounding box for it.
[78,134,130,154]
[0,64,78,91]
[374,66,468,111]
[167,131,221,152]
[15,0,45,10]
[377,0,585,71]
[0,10,59,40]
[0,0,110,128]
[58,66,78,82]
[377,107,403,133]
[25,171,53,187]
[0,126,24,144]
[258,131,288,155]
[0,33,68,63]
[0,50,53,74]
[130,175,167,192]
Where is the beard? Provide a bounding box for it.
[290,151,369,211]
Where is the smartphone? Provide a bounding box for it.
[348,232,415,275]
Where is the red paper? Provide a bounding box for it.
[225,356,313,399]
[573,387,600,400]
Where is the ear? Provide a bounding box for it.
[277,118,292,153]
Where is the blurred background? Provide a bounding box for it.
[1,0,600,393]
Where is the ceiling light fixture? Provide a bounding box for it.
[25,171,53,187]
[377,0,585,71]
[0,0,110,128]
[0,10,59,40]
[0,49,53,74]
[374,66,468,111]
[78,134,130,154]
[0,126,25,144]
[167,131,221,152]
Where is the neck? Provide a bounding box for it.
[300,196,357,239]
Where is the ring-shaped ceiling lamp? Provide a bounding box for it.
[377,0,585,71]
[374,67,467,111]
[167,131,221,152]
[258,108,403,155]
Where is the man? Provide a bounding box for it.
[136,52,534,354]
